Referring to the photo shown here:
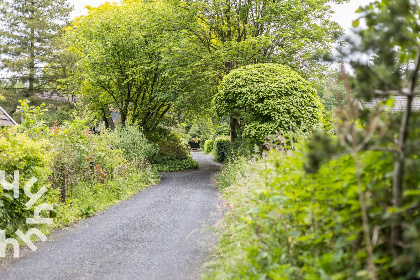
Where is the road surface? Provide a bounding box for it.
[0,152,220,280]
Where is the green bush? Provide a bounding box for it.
[203,140,214,154]
[213,63,324,142]
[42,109,73,127]
[49,119,128,196]
[205,149,420,279]
[112,125,158,163]
[0,128,52,235]
[214,138,231,163]
[0,102,160,244]
[150,130,198,172]
[154,156,198,172]
[154,131,189,158]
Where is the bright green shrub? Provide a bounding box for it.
[154,131,189,159]
[213,63,324,142]
[154,156,198,172]
[112,125,158,163]
[17,100,49,138]
[0,128,52,235]
[203,140,214,154]
[206,149,420,279]
[151,130,198,172]
[214,138,231,163]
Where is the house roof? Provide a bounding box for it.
[360,96,420,112]
[0,106,17,126]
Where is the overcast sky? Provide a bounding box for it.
[68,0,375,34]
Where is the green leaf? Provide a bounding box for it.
[352,19,360,28]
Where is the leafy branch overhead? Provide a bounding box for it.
[178,0,346,79]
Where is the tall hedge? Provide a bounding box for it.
[213,63,324,142]
[214,138,231,163]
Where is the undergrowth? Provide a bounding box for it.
[203,149,420,279]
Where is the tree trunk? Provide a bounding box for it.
[28,18,35,98]
[230,115,238,142]
[391,47,420,258]
[60,166,66,204]
[121,111,127,128]
[101,106,115,131]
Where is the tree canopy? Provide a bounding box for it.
[65,1,213,132]
[0,0,72,97]
[214,63,324,142]
[176,0,346,80]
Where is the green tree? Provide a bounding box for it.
[66,1,211,132]
[214,63,324,142]
[0,0,73,97]
[170,0,345,136]
[176,0,345,77]
[41,37,78,96]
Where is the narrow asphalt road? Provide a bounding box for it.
[0,152,220,280]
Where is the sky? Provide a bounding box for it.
[69,0,120,18]
[68,0,375,34]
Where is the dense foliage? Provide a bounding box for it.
[0,0,72,97]
[316,0,420,277]
[0,128,51,234]
[214,138,232,163]
[0,102,159,239]
[5,0,413,277]
[203,140,214,154]
[178,0,344,80]
[214,63,324,142]
[206,147,420,279]
[112,126,158,163]
[205,0,420,279]
[151,130,199,172]
[65,1,211,132]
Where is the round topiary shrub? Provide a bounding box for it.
[213,63,324,142]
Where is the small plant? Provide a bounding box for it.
[0,128,52,236]
[16,100,49,137]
